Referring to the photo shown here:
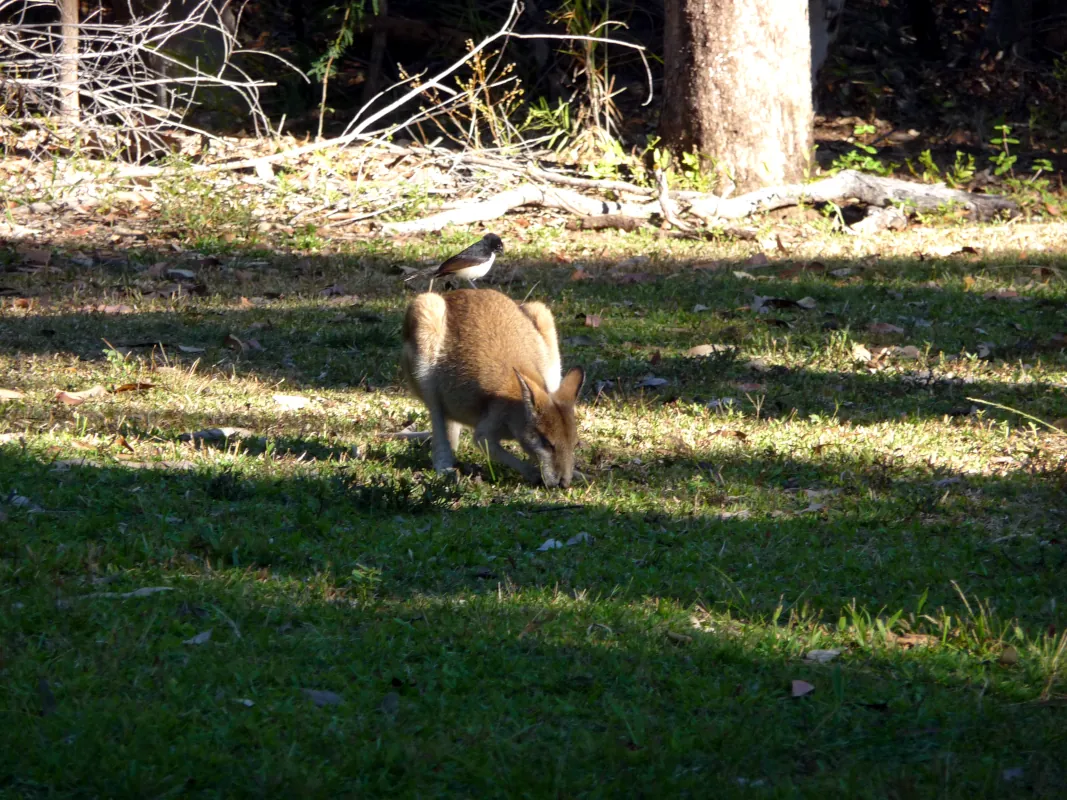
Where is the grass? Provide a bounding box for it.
[2,214,1067,796]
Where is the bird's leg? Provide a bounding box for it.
[467,278,478,290]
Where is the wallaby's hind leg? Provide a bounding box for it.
[401,293,457,473]
[519,301,561,392]
[401,293,448,388]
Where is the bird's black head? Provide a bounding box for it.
[483,233,504,254]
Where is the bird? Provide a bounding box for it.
[406,234,504,291]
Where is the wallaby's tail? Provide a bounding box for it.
[519,300,562,393]
[401,293,448,390]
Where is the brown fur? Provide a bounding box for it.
[400,289,584,488]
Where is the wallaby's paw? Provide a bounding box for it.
[434,466,459,483]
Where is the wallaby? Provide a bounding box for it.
[400,289,585,488]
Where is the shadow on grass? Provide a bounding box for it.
[2,436,1064,631]
[2,442,1066,795]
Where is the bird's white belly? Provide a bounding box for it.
[452,253,494,280]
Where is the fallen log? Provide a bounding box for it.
[380,184,659,234]
[686,169,1018,221]
[380,168,1018,234]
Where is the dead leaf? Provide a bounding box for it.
[224,334,244,352]
[852,343,873,362]
[752,296,810,312]
[691,260,727,271]
[614,272,656,285]
[791,680,815,698]
[963,275,976,290]
[177,345,205,354]
[636,376,668,389]
[804,649,841,664]
[584,314,602,328]
[563,335,595,347]
[735,382,765,392]
[100,304,134,315]
[744,252,770,268]
[710,429,747,441]
[0,388,25,401]
[38,678,57,716]
[998,646,1019,666]
[120,460,197,471]
[570,269,594,281]
[54,385,109,406]
[928,244,980,258]
[868,322,905,334]
[983,288,1020,301]
[22,247,52,266]
[687,344,733,357]
[850,205,908,235]
[114,382,155,393]
[666,631,693,645]
[379,691,400,717]
[745,358,771,373]
[892,632,937,649]
[692,304,710,312]
[60,586,173,606]
[893,345,921,359]
[273,394,310,410]
[179,427,253,443]
[239,296,256,309]
[302,688,343,707]
[183,629,212,646]
[167,268,197,280]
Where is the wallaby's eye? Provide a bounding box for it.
[539,433,555,451]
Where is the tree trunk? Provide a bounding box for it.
[57,0,79,122]
[660,0,813,195]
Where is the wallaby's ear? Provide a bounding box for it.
[556,367,585,404]
[514,369,539,421]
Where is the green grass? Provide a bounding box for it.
[2,223,1067,797]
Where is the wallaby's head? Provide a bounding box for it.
[515,367,585,489]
